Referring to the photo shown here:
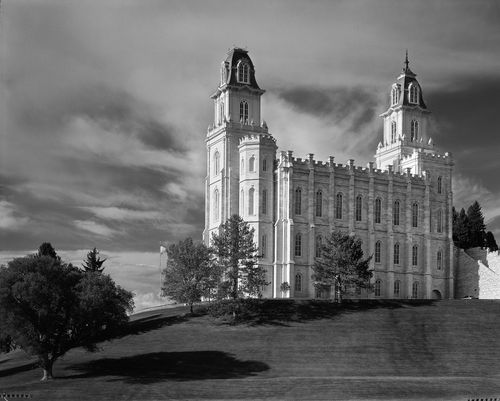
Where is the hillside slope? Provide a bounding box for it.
[1,300,500,400]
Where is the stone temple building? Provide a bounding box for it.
[203,48,454,300]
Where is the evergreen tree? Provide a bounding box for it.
[467,201,486,247]
[485,231,499,251]
[312,230,372,303]
[37,242,60,260]
[82,247,106,273]
[211,215,267,299]
[454,208,471,249]
[161,238,220,312]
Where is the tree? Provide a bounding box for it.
[0,253,134,381]
[454,208,471,249]
[82,247,106,273]
[211,214,267,299]
[312,230,372,303]
[161,238,219,313]
[37,242,59,260]
[467,201,486,247]
[485,231,499,251]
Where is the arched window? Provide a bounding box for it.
[437,209,443,233]
[412,281,419,299]
[410,120,419,142]
[295,233,302,257]
[394,280,400,297]
[374,280,382,297]
[394,243,400,265]
[391,121,397,143]
[375,197,382,224]
[214,151,220,176]
[263,159,267,172]
[219,101,224,124]
[437,176,442,194]
[262,189,267,215]
[393,200,400,226]
[295,273,302,292]
[240,158,244,173]
[355,195,362,221]
[409,84,418,104]
[412,202,418,227]
[437,250,443,270]
[412,245,418,266]
[316,190,323,217]
[240,189,244,215]
[249,155,255,172]
[248,187,255,215]
[214,189,219,221]
[335,193,343,219]
[391,86,399,105]
[237,61,249,83]
[295,188,302,215]
[239,100,249,123]
[315,235,322,258]
[375,241,381,263]
[261,234,267,258]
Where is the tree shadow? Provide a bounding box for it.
[117,313,189,338]
[65,351,269,383]
[0,361,38,377]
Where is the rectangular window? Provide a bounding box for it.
[262,190,267,215]
[295,234,302,257]
[261,235,267,258]
[375,198,381,224]
[393,201,400,226]
[335,193,343,219]
[412,245,418,266]
[394,281,400,297]
[412,203,418,227]
[355,196,362,221]
[375,241,381,263]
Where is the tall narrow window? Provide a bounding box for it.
[375,280,381,297]
[437,209,443,233]
[412,202,418,227]
[214,189,219,221]
[316,190,323,217]
[295,188,302,215]
[238,62,249,83]
[262,189,267,215]
[391,121,397,143]
[375,197,381,224]
[295,233,302,257]
[335,193,343,219]
[437,250,443,270]
[394,243,400,265]
[214,151,220,176]
[263,159,267,172]
[219,102,224,124]
[391,86,398,105]
[412,245,418,266]
[410,120,419,142]
[240,158,244,173]
[315,235,322,258]
[261,234,267,258]
[412,281,419,299]
[437,176,442,194]
[393,200,400,226]
[248,187,255,215]
[355,195,362,221]
[394,280,400,297]
[249,155,255,172]
[409,84,418,104]
[240,189,244,215]
[239,100,249,123]
[295,273,302,292]
[375,241,381,263]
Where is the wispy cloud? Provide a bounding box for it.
[0,201,29,230]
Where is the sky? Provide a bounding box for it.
[1,0,500,310]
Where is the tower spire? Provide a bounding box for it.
[404,49,409,72]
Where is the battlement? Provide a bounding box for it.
[400,149,453,164]
[279,152,427,184]
[207,119,269,136]
[239,133,277,147]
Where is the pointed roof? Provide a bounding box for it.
[392,51,427,110]
[222,47,261,90]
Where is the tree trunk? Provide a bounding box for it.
[190,303,193,314]
[39,354,54,381]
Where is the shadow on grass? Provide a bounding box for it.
[208,299,437,326]
[65,351,269,383]
[117,313,189,338]
[0,361,38,377]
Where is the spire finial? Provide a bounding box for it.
[404,49,409,71]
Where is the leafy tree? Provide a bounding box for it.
[161,238,219,313]
[37,242,59,260]
[485,231,499,251]
[211,214,267,299]
[312,230,372,303]
[0,253,133,381]
[82,247,106,273]
[0,334,12,353]
[453,208,471,249]
[467,201,486,247]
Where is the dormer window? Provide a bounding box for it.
[409,83,419,104]
[391,85,399,106]
[237,61,250,84]
[410,120,419,141]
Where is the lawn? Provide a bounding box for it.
[1,300,500,400]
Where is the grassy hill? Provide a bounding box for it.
[1,300,500,400]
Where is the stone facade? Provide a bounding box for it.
[203,48,455,300]
[455,248,500,299]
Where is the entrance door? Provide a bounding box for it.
[432,290,442,300]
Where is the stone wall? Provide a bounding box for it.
[455,247,500,299]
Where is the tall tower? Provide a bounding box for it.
[203,48,276,259]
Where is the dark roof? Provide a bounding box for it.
[391,55,427,109]
[222,48,261,90]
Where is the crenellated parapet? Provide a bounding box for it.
[238,133,276,148]
[207,119,269,137]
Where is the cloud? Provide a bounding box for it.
[74,220,119,238]
[83,207,163,221]
[0,201,30,230]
